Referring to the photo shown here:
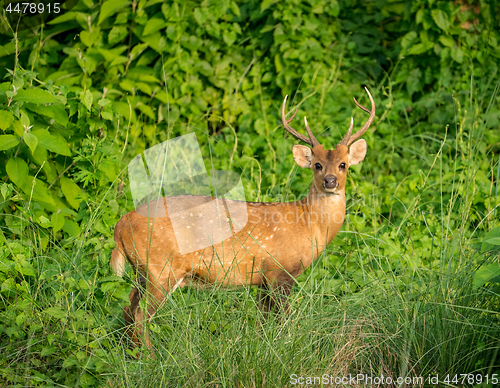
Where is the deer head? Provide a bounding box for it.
[281,87,375,196]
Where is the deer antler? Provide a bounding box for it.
[281,96,320,147]
[340,87,375,146]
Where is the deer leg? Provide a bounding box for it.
[128,269,186,353]
[273,279,293,316]
[257,283,272,315]
[123,272,146,347]
[258,271,293,316]
[123,287,140,345]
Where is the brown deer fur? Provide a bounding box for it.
[111,88,375,349]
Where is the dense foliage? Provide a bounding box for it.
[0,0,499,386]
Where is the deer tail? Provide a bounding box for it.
[111,248,126,277]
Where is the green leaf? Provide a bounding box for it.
[115,101,137,122]
[143,17,166,37]
[61,176,85,209]
[26,103,69,126]
[98,0,130,25]
[408,41,434,55]
[136,82,152,95]
[431,9,450,32]
[17,260,35,276]
[21,177,56,205]
[62,219,80,236]
[451,47,464,63]
[416,8,425,24]
[230,2,240,17]
[473,263,500,288]
[401,31,418,50]
[98,98,112,107]
[439,35,455,48]
[193,8,207,25]
[23,132,38,154]
[0,135,19,151]
[32,129,71,156]
[223,30,237,47]
[101,281,120,293]
[80,29,100,47]
[135,29,165,53]
[99,160,118,181]
[484,237,500,246]
[45,306,66,319]
[51,212,65,233]
[82,90,93,111]
[406,68,423,97]
[41,346,57,357]
[48,11,78,24]
[108,26,128,45]
[62,355,78,368]
[38,214,51,227]
[1,278,16,295]
[137,104,155,119]
[260,0,275,12]
[274,54,282,73]
[0,110,14,130]
[6,158,29,187]
[0,134,19,150]
[20,110,30,127]
[154,90,173,104]
[14,89,57,104]
[32,146,47,165]
[1,183,13,200]
[481,227,500,253]
[114,289,132,302]
[16,312,26,326]
[101,112,113,120]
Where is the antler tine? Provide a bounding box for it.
[281,96,314,146]
[353,98,371,114]
[304,117,320,147]
[339,117,354,145]
[347,87,375,146]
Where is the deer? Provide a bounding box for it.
[110,87,375,350]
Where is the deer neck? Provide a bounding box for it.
[302,181,346,246]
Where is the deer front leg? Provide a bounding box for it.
[258,271,294,316]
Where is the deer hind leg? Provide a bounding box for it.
[123,272,146,347]
[126,268,187,353]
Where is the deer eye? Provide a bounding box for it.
[315,163,322,171]
[339,162,346,169]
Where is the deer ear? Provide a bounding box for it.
[348,139,367,166]
[292,145,313,168]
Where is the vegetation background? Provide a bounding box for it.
[0,0,499,386]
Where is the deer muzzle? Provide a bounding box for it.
[323,175,338,189]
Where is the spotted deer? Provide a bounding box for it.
[111,88,375,349]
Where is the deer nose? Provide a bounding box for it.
[324,175,337,189]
